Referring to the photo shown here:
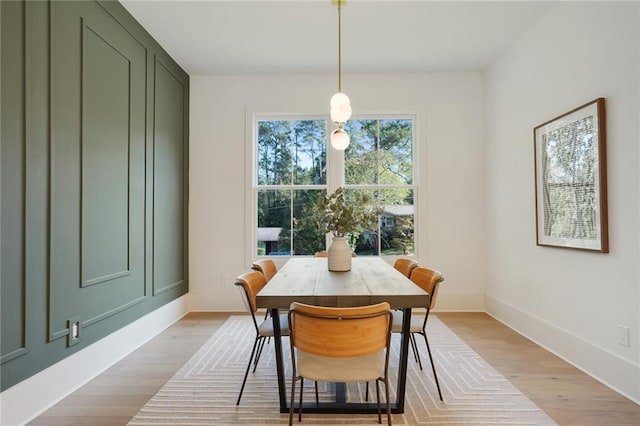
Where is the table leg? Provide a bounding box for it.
[395,307,412,412]
[270,307,287,411]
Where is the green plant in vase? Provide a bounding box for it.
[301,187,381,270]
[318,187,380,236]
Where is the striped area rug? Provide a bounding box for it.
[128,315,557,425]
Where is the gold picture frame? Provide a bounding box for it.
[534,98,608,252]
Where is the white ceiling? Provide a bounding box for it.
[119,0,555,75]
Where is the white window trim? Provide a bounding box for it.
[245,110,419,265]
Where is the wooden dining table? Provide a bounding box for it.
[256,256,430,414]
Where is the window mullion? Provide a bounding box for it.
[290,189,294,255]
[327,123,344,193]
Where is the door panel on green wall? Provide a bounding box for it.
[1,0,27,363]
[153,59,186,295]
[49,0,147,340]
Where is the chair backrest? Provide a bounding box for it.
[393,258,418,278]
[409,267,444,309]
[234,271,267,314]
[288,302,392,358]
[251,259,277,282]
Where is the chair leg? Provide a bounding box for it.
[289,376,297,426]
[298,378,304,422]
[375,379,381,424]
[315,381,319,404]
[263,311,272,344]
[409,333,418,361]
[409,333,423,369]
[421,332,443,401]
[237,336,261,405]
[253,336,267,372]
[384,378,392,426]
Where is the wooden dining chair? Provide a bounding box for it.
[393,258,418,278]
[252,258,278,282]
[288,302,393,426]
[252,259,279,320]
[391,266,444,401]
[234,271,289,405]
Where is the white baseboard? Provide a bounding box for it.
[0,296,190,426]
[485,294,640,404]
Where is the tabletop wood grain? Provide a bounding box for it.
[256,257,430,309]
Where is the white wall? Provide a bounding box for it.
[189,72,486,312]
[485,1,639,403]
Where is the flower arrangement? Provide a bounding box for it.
[307,187,381,237]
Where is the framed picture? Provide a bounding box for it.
[534,98,608,252]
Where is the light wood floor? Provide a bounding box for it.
[30,312,639,425]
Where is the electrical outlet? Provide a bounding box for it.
[617,324,630,347]
[67,317,81,347]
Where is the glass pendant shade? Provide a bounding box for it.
[330,92,350,107]
[330,100,352,124]
[330,128,350,150]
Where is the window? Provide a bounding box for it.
[253,116,415,257]
[344,118,415,256]
[255,119,326,256]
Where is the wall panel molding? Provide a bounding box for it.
[81,296,146,328]
[152,56,187,296]
[1,0,188,393]
[80,18,132,288]
[1,0,28,364]
[47,0,148,342]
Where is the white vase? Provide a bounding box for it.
[327,236,352,271]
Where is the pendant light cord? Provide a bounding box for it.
[337,1,342,93]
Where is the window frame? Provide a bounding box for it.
[247,112,418,261]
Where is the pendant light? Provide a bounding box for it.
[329,0,351,150]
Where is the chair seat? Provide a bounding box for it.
[258,313,290,336]
[297,350,384,383]
[391,310,423,333]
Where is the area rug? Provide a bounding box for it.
[128,315,557,425]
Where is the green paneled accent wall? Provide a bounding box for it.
[0,0,189,391]
[1,0,27,365]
